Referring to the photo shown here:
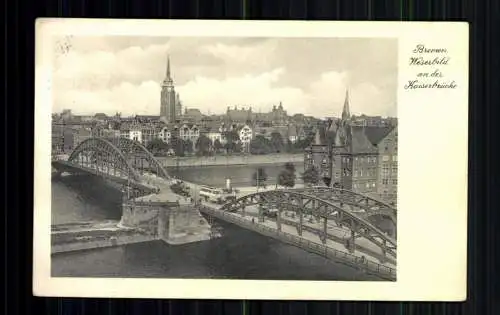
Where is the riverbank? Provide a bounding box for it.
[52,231,156,254]
[157,153,303,168]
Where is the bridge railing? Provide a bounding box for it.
[199,206,396,280]
[52,154,69,161]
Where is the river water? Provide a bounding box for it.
[51,163,382,281]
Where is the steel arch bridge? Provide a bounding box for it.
[53,137,170,198]
[220,190,397,260]
[65,137,170,179]
[102,137,170,179]
[67,137,140,180]
[294,187,397,224]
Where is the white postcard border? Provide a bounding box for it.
[34,19,469,301]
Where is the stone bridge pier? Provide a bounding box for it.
[120,200,213,245]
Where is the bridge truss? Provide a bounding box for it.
[221,190,397,260]
[65,137,170,199]
[104,137,170,179]
[68,137,142,181]
[295,187,397,224]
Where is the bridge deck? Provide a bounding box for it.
[199,202,396,281]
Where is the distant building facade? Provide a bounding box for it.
[375,127,398,205]
[304,90,396,201]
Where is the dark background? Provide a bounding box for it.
[4,0,499,314]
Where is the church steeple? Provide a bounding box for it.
[166,55,171,79]
[163,54,173,86]
[342,89,350,121]
[160,54,176,123]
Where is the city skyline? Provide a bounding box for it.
[53,36,398,118]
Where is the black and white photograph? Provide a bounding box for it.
[49,34,398,282]
[35,19,468,301]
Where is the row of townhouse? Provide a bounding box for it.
[112,121,310,149]
[51,124,94,154]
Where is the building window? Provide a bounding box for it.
[382,155,390,162]
[392,155,398,162]
[382,166,389,175]
[392,179,398,185]
[392,166,398,173]
[382,179,388,185]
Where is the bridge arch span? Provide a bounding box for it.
[104,137,170,179]
[220,190,397,258]
[296,187,397,224]
[68,137,141,181]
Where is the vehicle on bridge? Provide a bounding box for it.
[199,186,237,204]
[170,181,191,197]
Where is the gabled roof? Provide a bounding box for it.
[348,126,378,154]
[364,126,395,146]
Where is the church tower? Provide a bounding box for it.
[175,92,182,118]
[160,55,177,123]
[341,89,351,122]
[334,89,353,189]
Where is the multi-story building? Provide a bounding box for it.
[287,126,298,143]
[159,126,172,143]
[52,123,70,154]
[367,126,398,205]
[351,114,397,127]
[226,105,253,123]
[118,121,165,147]
[238,124,253,153]
[73,127,93,148]
[178,123,200,143]
[223,102,289,126]
[206,127,223,146]
[269,102,288,125]
[304,90,386,198]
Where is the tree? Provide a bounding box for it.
[146,138,169,156]
[170,136,185,157]
[250,135,273,155]
[195,135,212,156]
[213,139,223,153]
[278,169,295,188]
[184,139,194,155]
[252,167,268,189]
[284,162,296,173]
[278,162,296,188]
[270,132,284,153]
[302,166,320,186]
[322,177,331,187]
[233,141,243,154]
[223,130,240,155]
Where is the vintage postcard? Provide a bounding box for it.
[34,19,469,301]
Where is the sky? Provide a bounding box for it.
[52,36,398,118]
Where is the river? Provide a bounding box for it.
[51,162,383,281]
